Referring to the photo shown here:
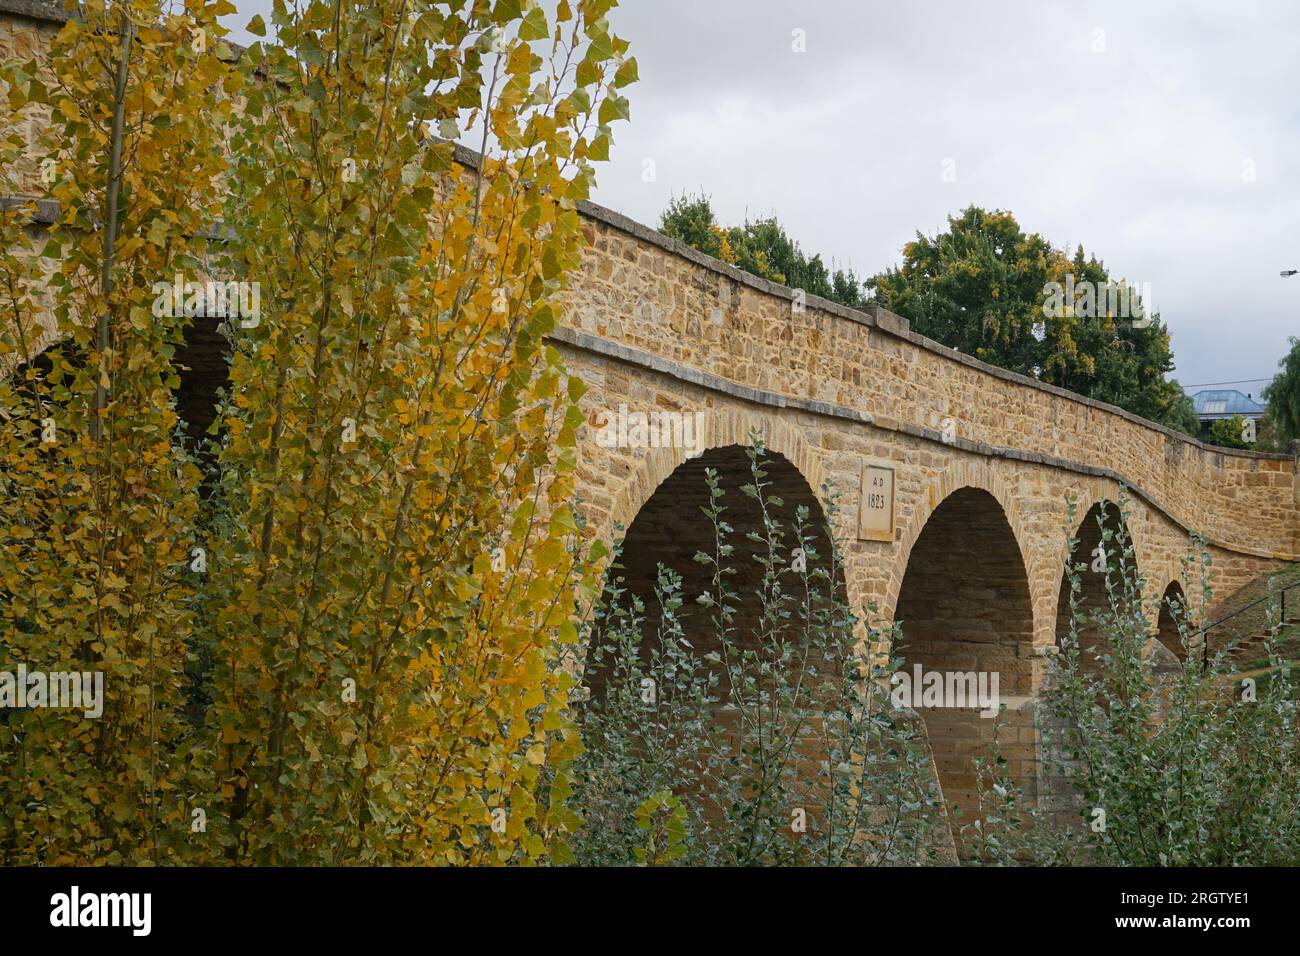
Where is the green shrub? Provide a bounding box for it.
[975,493,1300,865]
[570,464,1300,867]
[566,440,945,865]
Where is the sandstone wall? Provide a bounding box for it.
[562,208,1299,567]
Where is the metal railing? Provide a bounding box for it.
[1196,579,1300,668]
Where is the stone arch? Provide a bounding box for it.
[583,439,843,705]
[605,410,828,537]
[1048,485,1167,619]
[1155,578,1190,660]
[890,482,1038,852]
[1053,497,1142,675]
[885,459,1034,627]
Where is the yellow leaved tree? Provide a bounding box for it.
[0,0,631,865]
[0,0,237,863]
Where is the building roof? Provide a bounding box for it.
[1191,389,1266,419]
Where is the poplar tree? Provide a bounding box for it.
[196,0,630,864]
[1,0,632,865]
[0,0,237,864]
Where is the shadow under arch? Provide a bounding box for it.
[582,443,845,703]
[1155,579,1189,660]
[891,485,1037,851]
[1054,499,1141,674]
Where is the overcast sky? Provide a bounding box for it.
[224,1,1300,395]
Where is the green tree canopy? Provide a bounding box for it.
[1207,415,1255,450]
[1262,336,1300,446]
[660,193,867,308]
[868,206,1198,434]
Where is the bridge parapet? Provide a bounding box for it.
[560,202,1298,563]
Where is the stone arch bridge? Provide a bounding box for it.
[555,198,1300,839]
[561,198,1297,627]
[4,0,1299,853]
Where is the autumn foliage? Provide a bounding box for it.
[0,0,631,864]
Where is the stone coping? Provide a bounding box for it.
[567,192,1291,463]
[0,195,58,223]
[0,0,64,24]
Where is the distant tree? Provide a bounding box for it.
[659,193,866,308]
[1262,336,1300,446]
[1206,415,1255,450]
[868,207,1047,374]
[869,206,1197,435]
[660,194,728,261]
[1161,384,1201,436]
[1254,408,1290,452]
